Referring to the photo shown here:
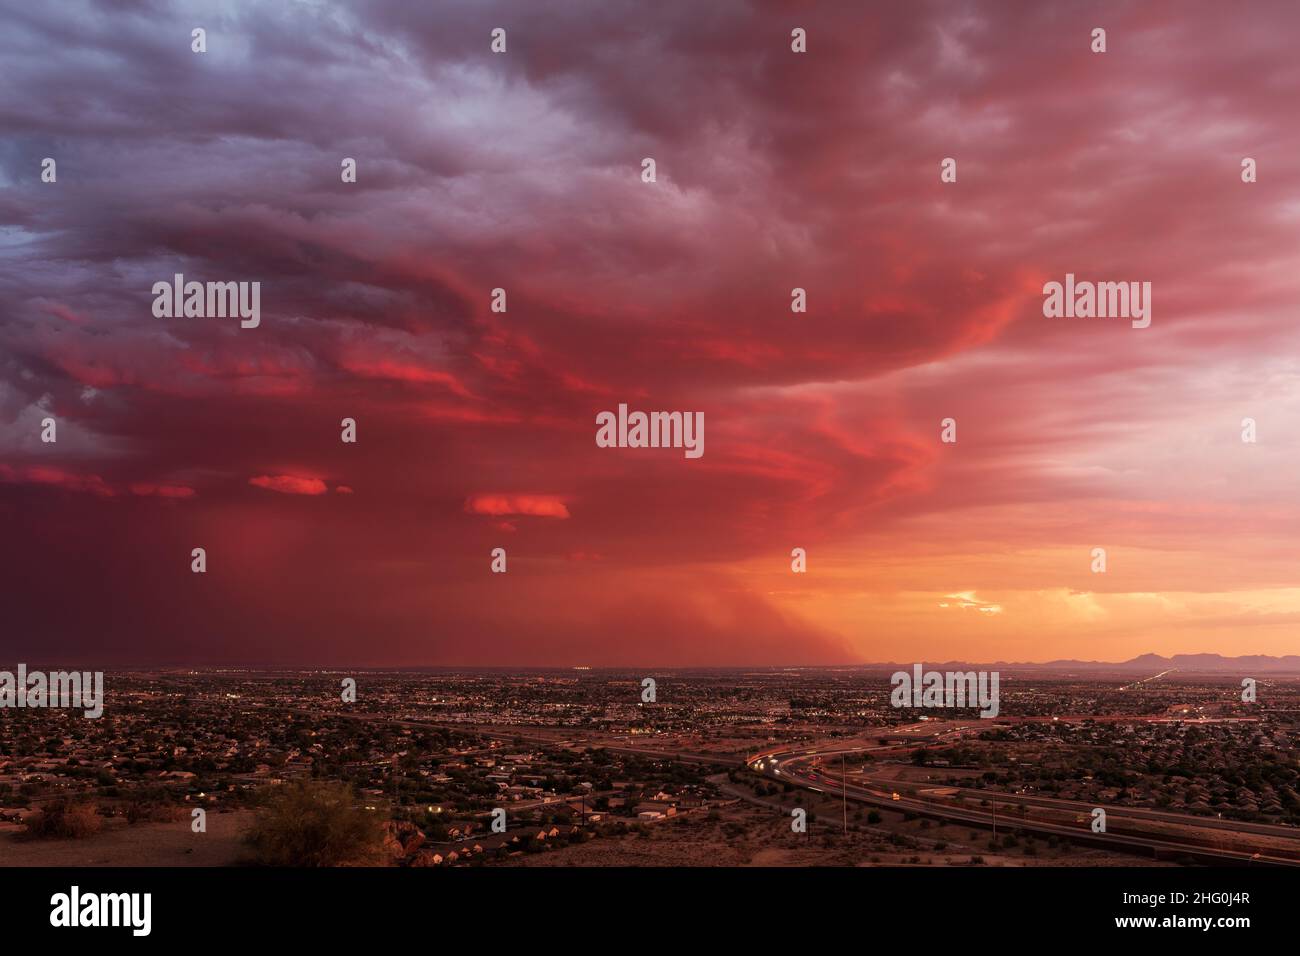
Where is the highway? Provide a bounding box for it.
[880,778,1300,841]
[746,742,1300,867]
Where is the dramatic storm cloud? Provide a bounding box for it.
[2,0,1299,665]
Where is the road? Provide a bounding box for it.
[747,742,1300,866]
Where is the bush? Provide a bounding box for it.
[126,799,186,825]
[244,780,386,867]
[26,799,102,839]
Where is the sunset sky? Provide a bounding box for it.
[3,0,1300,666]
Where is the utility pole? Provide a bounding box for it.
[841,753,848,834]
[992,798,997,840]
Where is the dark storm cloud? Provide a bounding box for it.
[2,1,1300,663]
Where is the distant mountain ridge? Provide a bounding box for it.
[860,653,1300,674]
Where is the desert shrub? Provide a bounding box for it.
[26,798,102,839]
[244,780,386,867]
[126,799,187,825]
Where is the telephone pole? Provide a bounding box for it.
[841,753,848,834]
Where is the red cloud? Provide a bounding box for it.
[249,475,329,496]
[340,358,473,397]
[464,494,571,519]
[0,465,114,497]
[129,482,197,499]
[37,300,88,325]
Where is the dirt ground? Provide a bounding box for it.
[0,811,254,867]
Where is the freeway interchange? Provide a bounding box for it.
[746,737,1300,867]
